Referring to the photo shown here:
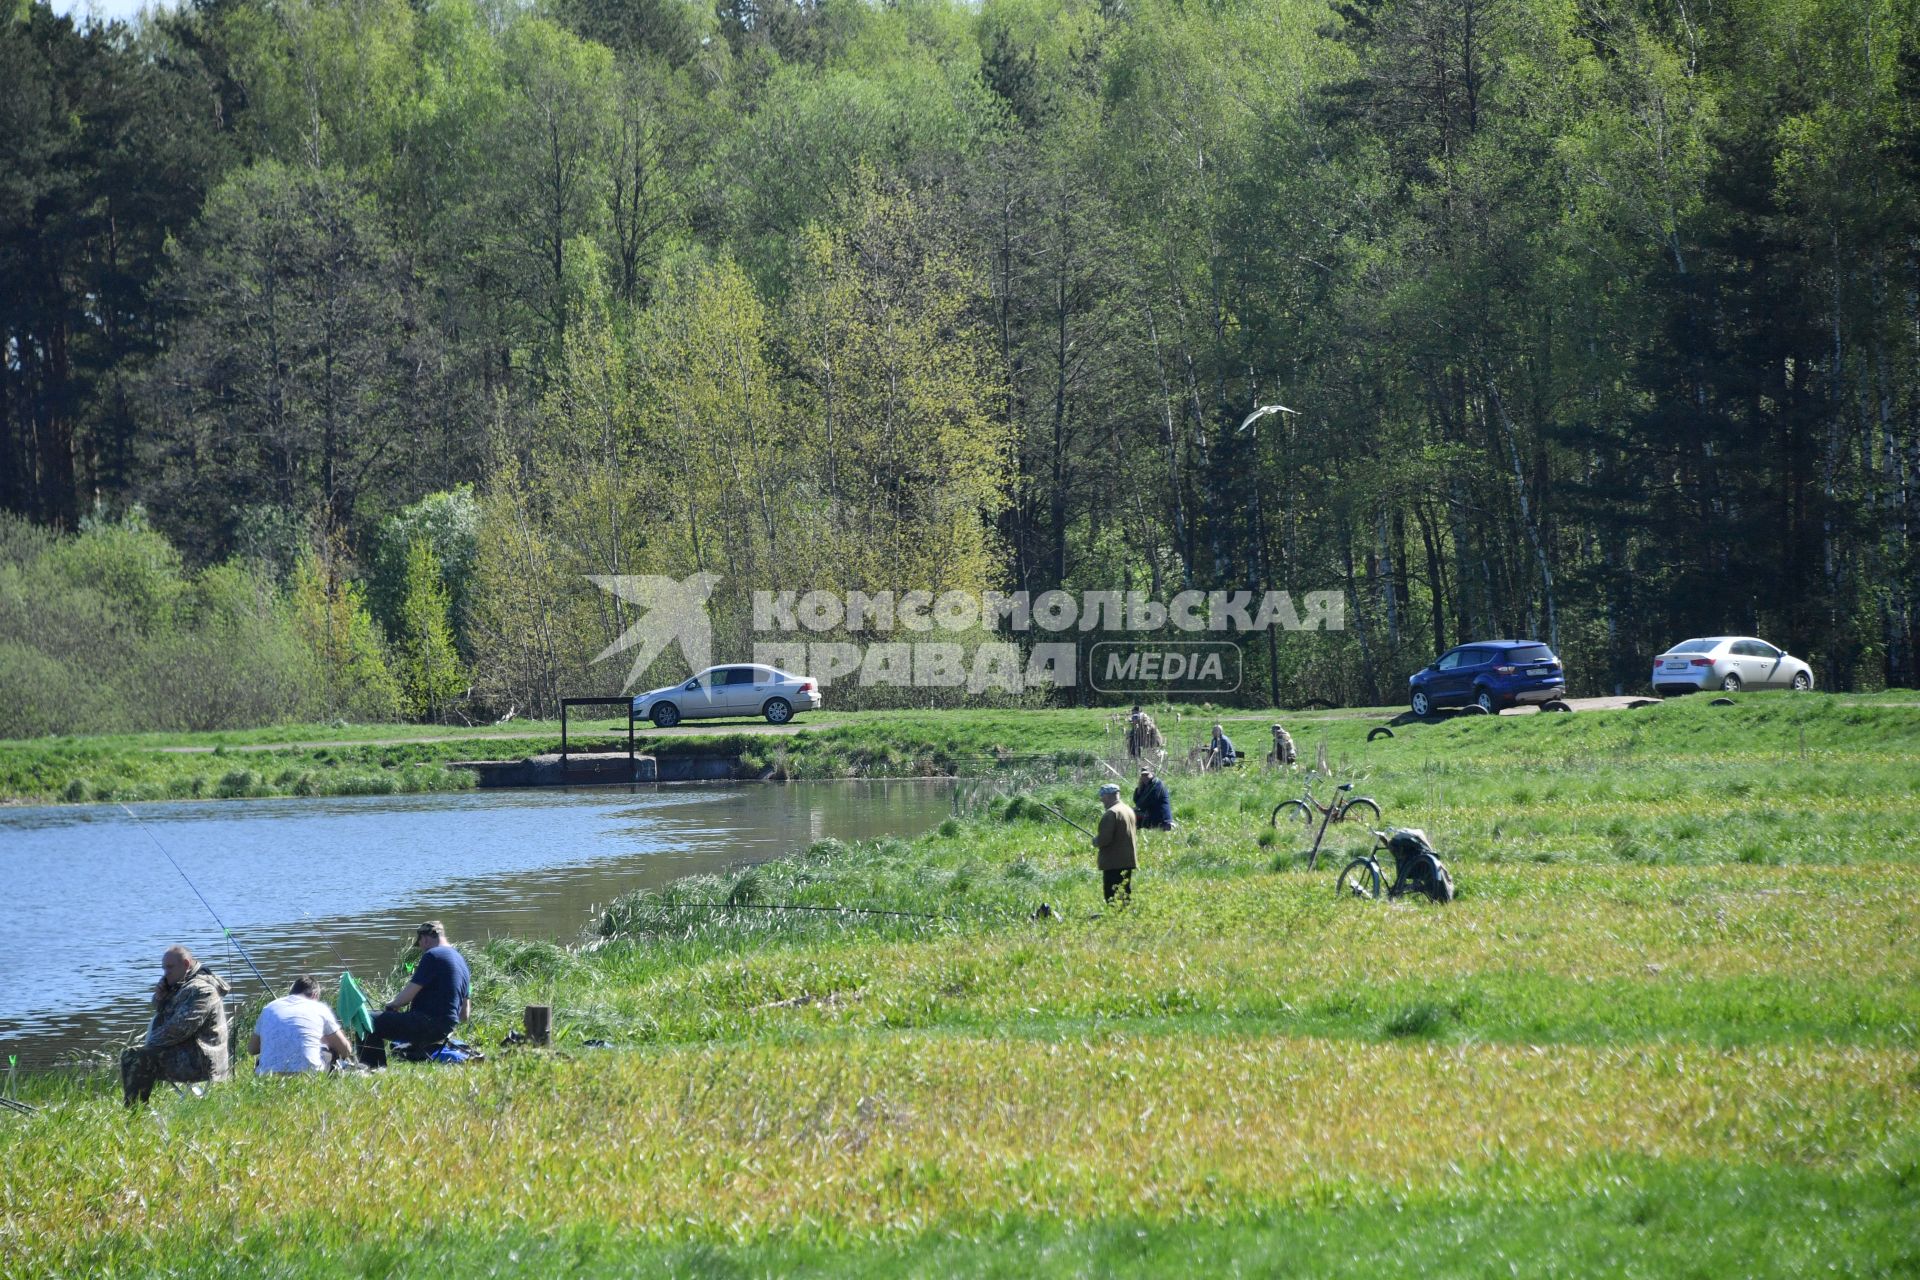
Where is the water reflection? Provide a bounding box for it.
[0,779,953,1067]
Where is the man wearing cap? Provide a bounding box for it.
[359,921,470,1065]
[1132,768,1174,831]
[1092,783,1138,903]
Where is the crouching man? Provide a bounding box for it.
[251,976,356,1074]
[358,920,470,1067]
[1133,768,1175,831]
[121,945,232,1107]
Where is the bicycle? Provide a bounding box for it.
[1269,778,1381,870]
[1336,828,1456,902]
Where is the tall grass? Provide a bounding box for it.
[4,693,1918,1275]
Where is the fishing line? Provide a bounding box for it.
[299,909,355,972]
[119,803,273,998]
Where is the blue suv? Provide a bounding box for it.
[1408,641,1566,716]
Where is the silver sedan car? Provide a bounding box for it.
[631,664,822,727]
[1651,637,1814,695]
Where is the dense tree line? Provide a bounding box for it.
[3,0,1916,727]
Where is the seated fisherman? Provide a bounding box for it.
[1132,767,1175,830]
[1208,722,1237,769]
[250,975,356,1075]
[121,945,233,1107]
[1269,722,1297,767]
[359,920,470,1066]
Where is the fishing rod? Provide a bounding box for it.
[1026,797,1095,837]
[119,804,274,999]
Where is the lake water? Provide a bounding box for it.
[0,780,954,1068]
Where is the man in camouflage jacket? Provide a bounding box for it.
[121,945,233,1106]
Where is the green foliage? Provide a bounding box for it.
[394,537,466,720]
[0,515,384,735]
[10,0,1920,715]
[287,551,404,724]
[369,487,479,650]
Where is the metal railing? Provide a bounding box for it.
[558,697,639,770]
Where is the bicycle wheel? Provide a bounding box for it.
[1336,857,1384,900]
[1336,796,1382,827]
[1270,799,1313,830]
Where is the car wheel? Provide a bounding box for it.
[1410,691,1432,718]
[650,702,681,728]
[1720,673,1741,693]
[1791,672,1811,691]
[762,697,793,725]
[1475,690,1497,714]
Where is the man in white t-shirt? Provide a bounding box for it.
[249,976,356,1075]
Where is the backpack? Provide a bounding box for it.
[1385,828,1455,903]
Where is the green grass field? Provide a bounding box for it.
[4,692,1918,1275]
[0,701,1280,804]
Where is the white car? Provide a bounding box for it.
[631,664,822,727]
[1651,637,1814,696]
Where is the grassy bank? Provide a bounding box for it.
[7,690,1915,806]
[4,693,1919,1275]
[0,702,1257,804]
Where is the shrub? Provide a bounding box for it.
[216,768,258,798]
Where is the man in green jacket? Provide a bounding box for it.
[1092,783,1139,904]
[121,945,233,1106]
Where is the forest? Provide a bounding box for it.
[3,0,1918,732]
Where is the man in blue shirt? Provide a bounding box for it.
[360,920,470,1065]
[1208,723,1237,769]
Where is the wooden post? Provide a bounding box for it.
[524,1005,552,1046]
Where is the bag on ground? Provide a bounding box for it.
[1386,827,1455,903]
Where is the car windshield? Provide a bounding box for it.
[1506,645,1553,663]
[1669,639,1718,654]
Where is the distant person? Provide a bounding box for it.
[121,945,232,1107]
[1208,723,1237,769]
[1126,706,1162,760]
[359,921,470,1066]
[1092,783,1138,904]
[1133,768,1174,831]
[250,976,355,1075]
[1269,722,1297,768]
